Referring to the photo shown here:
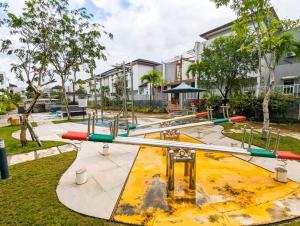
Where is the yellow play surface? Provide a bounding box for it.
[112,133,300,225]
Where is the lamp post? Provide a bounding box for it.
[0,139,10,180]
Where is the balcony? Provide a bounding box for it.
[275,84,300,98]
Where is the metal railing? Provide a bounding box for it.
[275,84,300,97]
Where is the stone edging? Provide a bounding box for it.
[7,144,77,166]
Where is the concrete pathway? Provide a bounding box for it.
[7,144,75,166]
[56,141,139,219]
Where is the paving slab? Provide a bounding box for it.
[56,141,139,219]
[7,144,74,166]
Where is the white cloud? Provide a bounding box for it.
[1,0,299,86]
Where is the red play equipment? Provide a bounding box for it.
[62,131,88,141]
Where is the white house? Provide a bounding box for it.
[97,59,161,97]
[0,72,9,90]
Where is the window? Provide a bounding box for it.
[283,79,295,94]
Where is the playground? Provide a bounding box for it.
[1,106,299,226]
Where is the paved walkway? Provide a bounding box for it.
[7,144,75,166]
[56,141,139,219]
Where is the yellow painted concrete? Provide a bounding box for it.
[113,133,300,225]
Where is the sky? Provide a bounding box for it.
[1,0,300,87]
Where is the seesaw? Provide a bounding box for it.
[129,116,246,136]
[134,111,209,129]
[61,114,300,161]
[62,114,300,190]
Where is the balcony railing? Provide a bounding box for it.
[275,84,300,98]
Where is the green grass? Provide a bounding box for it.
[52,118,85,124]
[0,125,66,155]
[0,152,122,226]
[222,123,300,155]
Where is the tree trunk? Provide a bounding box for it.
[20,91,41,146]
[72,81,76,104]
[62,79,71,120]
[72,71,77,104]
[92,70,98,119]
[20,113,29,146]
[262,54,276,138]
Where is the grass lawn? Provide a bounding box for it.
[52,118,85,124]
[222,123,300,155]
[0,152,122,226]
[0,125,66,156]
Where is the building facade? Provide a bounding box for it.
[97,59,161,97]
[0,72,9,90]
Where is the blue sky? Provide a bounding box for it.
[1,0,300,86]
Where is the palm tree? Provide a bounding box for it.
[186,60,204,86]
[141,70,163,107]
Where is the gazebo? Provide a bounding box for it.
[163,82,206,113]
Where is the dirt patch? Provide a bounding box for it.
[141,174,170,212]
[204,153,227,161]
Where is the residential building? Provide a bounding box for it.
[0,72,9,90]
[9,83,26,98]
[97,59,161,97]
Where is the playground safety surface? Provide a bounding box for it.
[112,134,300,225]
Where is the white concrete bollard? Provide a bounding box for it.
[76,168,88,185]
[100,144,110,156]
[274,167,288,183]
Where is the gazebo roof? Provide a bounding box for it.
[163,82,206,94]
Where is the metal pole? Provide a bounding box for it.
[87,113,91,135]
[100,78,104,120]
[226,105,229,118]
[221,105,225,118]
[0,139,10,180]
[241,126,247,149]
[92,70,98,122]
[122,61,128,119]
[130,61,135,125]
[125,119,129,133]
[189,150,196,190]
[266,127,272,150]
[167,150,174,191]
[274,129,281,152]
[92,112,95,134]
[248,127,254,150]
[184,161,189,176]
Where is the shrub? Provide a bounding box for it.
[229,91,297,122]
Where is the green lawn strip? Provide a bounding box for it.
[0,152,121,226]
[52,118,85,124]
[0,125,66,156]
[222,123,300,155]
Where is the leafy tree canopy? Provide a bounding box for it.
[188,35,258,103]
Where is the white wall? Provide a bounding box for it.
[0,72,9,90]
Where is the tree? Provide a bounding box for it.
[113,76,127,105]
[214,0,300,137]
[100,85,110,97]
[187,35,258,104]
[49,6,84,120]
[80,12,113,118]
[1,0,57,145]
[0,89,23,107]
[141,70,163,107]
